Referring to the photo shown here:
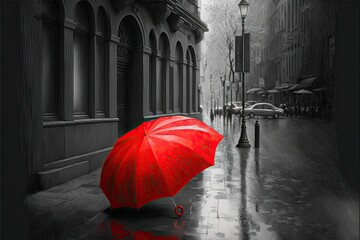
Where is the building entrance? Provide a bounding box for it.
[117,20,134,136]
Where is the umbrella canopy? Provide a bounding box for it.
[294,89,313,94]
[100,116,223,210]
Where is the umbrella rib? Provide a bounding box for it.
[151,137,215,197]
[145,137,175,197]
[149,135,215,170]
[112,137,144,208]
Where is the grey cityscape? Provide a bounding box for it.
[0,0,358,239]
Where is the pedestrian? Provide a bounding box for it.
[284,105,289,117]
[210,109,214,122]
[290,105,295,117]
[305,104,310,118]
[300,105,305,116]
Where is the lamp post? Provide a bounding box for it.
[236,0,251,148]
[210,80,213,112]
[220,76,226,117]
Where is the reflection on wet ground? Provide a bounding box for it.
[28,114,359,240]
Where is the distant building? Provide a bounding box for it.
[254,0,337,117]
[2,0,207,191]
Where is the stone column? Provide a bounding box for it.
[142,46,151,116]
[169,55,176,113]
[88,32,96,118]
[194,66,200,112]
[182,59,188,114]
[61,18,76,121]
[108,35,119,118]
[164,55,170,114]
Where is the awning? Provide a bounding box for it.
[275,83,293,90]
[247,88,263,93]
[294,89,313,94]
[298,74,320,84]
[312,87,329,92]
[288,83,312,91]
[267,89,280,93]
[257,90,265,94]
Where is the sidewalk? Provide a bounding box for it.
[27,114,359,240]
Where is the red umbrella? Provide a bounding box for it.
[100,116,223,216]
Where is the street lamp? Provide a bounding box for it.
[220,76,226,117]
[236,0,251,148]
[210,80,213,111]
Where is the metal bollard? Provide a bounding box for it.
[255,118,260,148]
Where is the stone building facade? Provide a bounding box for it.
[1,0,207,191]
[252,0,337,114]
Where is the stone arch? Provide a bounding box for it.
[74,1,95,33]
[116,15,144,135]
[96,6,110,37]
[174,41,184,113]
[117,12,145,50]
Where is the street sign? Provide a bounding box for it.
[235,33,250,73]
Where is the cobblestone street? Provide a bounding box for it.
[27,114,359,240]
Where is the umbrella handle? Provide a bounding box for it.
[171,197,184,217]
[174,205,184,217]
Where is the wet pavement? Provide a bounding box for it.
[27,114,359,240]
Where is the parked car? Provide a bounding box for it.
[230,102,243,114]
[244,103,284,118]
[245,100,257,106]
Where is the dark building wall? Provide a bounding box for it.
[1,1,30,239]
[334,0,359,191]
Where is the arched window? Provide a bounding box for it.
[95,7,108,117]
[175,42,183,113]
[191,50,197,112]
[186,47,197,113]
[157,33,169,114]
[73,2,92,118]
[42,0,60,120]
[149,31,156,114]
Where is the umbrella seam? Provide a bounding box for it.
[112,136,144,208]
[145,136,174,198]
[150,116,194,132]
[149,134,216,172]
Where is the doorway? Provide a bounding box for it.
[117,17,140,136]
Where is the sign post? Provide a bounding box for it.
[235,33,250,73]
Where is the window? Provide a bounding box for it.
[42,1,59,120]
[264,104,273,109]
[253,104,263,109]
[157,33,169,114]
[174,42,183,113]
[95,8,108,117]
[73,2,91,118]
